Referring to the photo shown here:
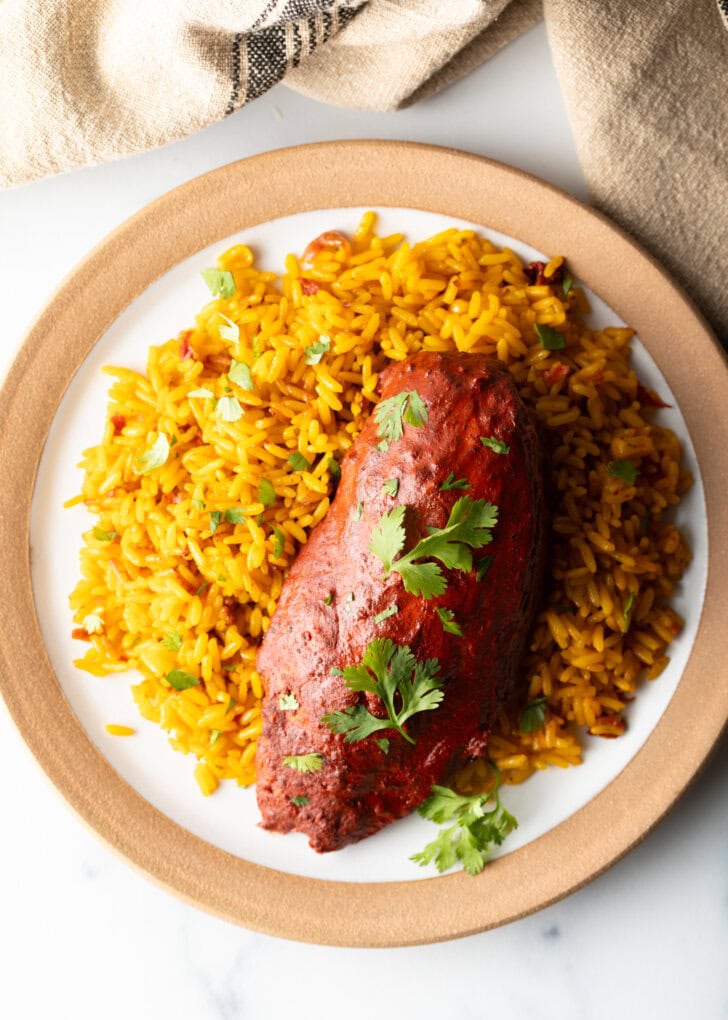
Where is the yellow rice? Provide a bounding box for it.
[68,212,691,795]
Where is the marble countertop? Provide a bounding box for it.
[1,22,726,1020]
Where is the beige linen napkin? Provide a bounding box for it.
[1,0,725,344]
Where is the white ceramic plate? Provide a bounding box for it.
[30,206,706,883]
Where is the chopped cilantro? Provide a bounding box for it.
[228,360,254,391]
[282,753,323,773]
[373,604,398,625]
[288,452,311,472]
[208,511,222,534]
[476,555,493,582]
[353,501,364,521]
[480,436,510,455]
[436,607,463,636]
[303,335,331,365]
[519,696,548,733]
[369,496,498,599]
[290,796,310,807]
[224,508,246,524]
[191,499,206,510]
[93,527,118,542]
[195,581,209,596]
[375,738,390,754]
[373,390,428,451]
[218,314,240,343]
[215,395,244,422]
[440,473,471,492]
[535,324,567,350]
[324,592,334,606]
[279,693,299,711]
[201,268,236,298]
[258,478,276,507]
[623,592,635,628]
[327,457,341,483]
[382,478,400,498]
[322,638,444,746]
[562,274,574,295]
[272,526,286,558]
[165,669,200,691]
[411,775,517,875]
[162,631,182,651]
[608,459,639,485]
[209,730,222,746]
[136,433,170,474]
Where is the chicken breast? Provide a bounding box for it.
[255,351,545,851]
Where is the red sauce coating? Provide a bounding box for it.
[255,351,546,852]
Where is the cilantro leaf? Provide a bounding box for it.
[375,738,390,754]
[279,692,299,711]
[215,395,243,422]
[224,508,246,524]
[208,511,222,534]
[373,390,428,450]
[369,497,498,599]
[480,436,510,455]
[440,473,471,492]
[608,459,639,484]
[288,452,311,472]
[535,324,567,350]
[562,274,574,295]
[519,696,548,733]
[322,638,444,746]
[258,478,276,507]
[165,669,200,691]
[282,753,323,773]
[304,335,331,365]
[228,360,254,391]
[411,776,518,875]
[201,268,236,298]
[436,607,463,636]
[136,433,169,474]
[290,796,309,807]
[369,504,406,572]
[382,478,400,498]
[353,501,364,521]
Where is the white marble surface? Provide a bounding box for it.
[1,22,727,1019]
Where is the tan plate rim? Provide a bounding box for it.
[1,141,727,947]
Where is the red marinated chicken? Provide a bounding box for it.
[255,351,545,852]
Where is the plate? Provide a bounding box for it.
[1,141,727,945]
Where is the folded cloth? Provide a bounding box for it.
[1,0,725,343]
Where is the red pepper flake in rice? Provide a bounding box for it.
[300,278,320,295]
[179,331,196,360]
